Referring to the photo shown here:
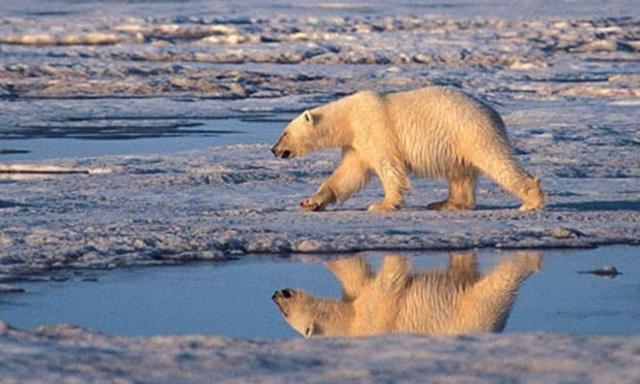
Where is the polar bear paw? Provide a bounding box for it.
[367,202,397,212]
[427,200,473,211]
[300,196,327,211]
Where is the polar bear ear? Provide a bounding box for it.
[303,110,314,125]
[303,323,315,338]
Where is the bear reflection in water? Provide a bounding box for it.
[273,252,541,338]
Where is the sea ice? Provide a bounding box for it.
[0,0,639,382]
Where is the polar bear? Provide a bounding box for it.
[272,252,541,338]
[271,86,544,212]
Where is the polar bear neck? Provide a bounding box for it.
[312,100,356,150]
[310,298,355,337]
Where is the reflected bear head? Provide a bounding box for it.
[272,287,351,338]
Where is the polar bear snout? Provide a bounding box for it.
[271,144,292,159]
[271,132,295,159]
[272,288,296,317]
[273,288,295,300]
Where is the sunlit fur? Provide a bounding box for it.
[271,86,545,212]
[272,252,541,338]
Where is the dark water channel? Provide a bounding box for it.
[0,115,288,161]
[0,246,637,338]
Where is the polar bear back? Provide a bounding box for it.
[384,87,511,179]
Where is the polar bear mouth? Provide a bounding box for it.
[270,144,293,159]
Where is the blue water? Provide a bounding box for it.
[0,117,287,161]
[0,246,637,338]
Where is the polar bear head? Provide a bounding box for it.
[272,288,351,338]
[271,110,317,159]
[272,288,316,338]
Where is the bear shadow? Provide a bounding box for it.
[307,201,640,212]
[550,200,640,212]
[472,204,522,211]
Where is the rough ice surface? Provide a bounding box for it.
[1,321,639,384]
[1,0,639,382]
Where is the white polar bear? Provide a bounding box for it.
[271,86,545,212]
[272,252,541,338]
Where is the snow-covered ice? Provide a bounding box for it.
[0,135,637,275]
[1,321,639,384]
[1,0,639,382]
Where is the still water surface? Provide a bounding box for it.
[0,116,287,161]
[0,246,637,338]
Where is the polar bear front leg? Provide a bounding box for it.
[300,150,371,211]
[300,191,332,211]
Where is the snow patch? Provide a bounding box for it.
[0,321,638,383]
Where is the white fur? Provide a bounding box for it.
[272,252,541,338]
[271,86,545,211]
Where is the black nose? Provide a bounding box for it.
[271,147,277,156]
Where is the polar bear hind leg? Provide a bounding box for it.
[464,141,545,211]
[427,166,478,211]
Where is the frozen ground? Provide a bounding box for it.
[1,321,639,384]
[1,0,639,382]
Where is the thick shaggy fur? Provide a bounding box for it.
[271,86,545,211]
[272,252,541,338]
